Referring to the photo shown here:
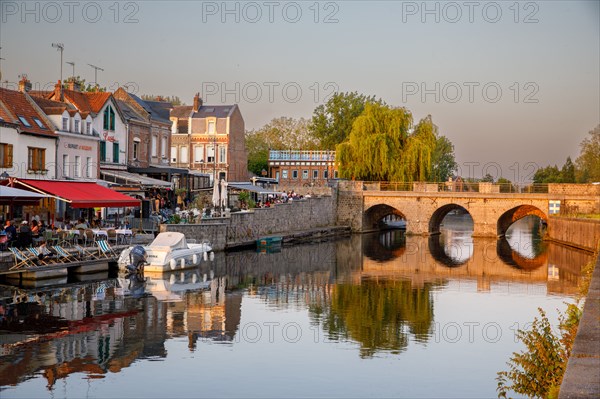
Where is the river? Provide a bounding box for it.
[0,215,593,398]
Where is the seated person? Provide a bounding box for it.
[74,218,88,230]
[16,221,33,249]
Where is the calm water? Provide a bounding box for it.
[0,216,593,398]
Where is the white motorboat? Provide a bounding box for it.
[118,232,213,273]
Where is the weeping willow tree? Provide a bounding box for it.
[336,103,438,181]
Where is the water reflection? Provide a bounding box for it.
[0,219,593,397]
[319,278,437,358]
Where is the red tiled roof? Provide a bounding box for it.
[86,92,112,113]
[0,88,57,137]
[62,90,112,114]
[30,96,70,115]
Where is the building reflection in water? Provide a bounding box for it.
[0,217,593,390]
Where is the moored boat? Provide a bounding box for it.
[118,232,212,273]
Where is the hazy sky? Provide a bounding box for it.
[1,1,598,181]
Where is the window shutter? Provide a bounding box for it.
[7,144,13,167]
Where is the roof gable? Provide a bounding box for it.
[0,88,57,137]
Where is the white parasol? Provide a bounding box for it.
[219,179,228,208]
[212,181,220,208]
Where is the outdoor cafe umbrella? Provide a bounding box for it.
[219,179,228,208]
[212,181,220,208]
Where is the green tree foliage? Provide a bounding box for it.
[63,76,105,92]
[141,94,183,105]
[533,165,562,184]
[575,124,600,183]
[429,135,458,182]
[321,280,435,358]
[481,173,495,183]
[245,117,319,176]
[497,177,517,193]
[561,157,576,183]
[496,305,581,399]
[310,92,384,150]
[336,103,437,181]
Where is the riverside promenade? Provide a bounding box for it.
[559,251,600,398]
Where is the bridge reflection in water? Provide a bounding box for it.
[0,219,593,396]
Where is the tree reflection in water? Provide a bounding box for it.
[315,279,437,358]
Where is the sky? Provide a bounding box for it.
[1,0,598,181]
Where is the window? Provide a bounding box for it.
[324,170,329,179]
[282,170,288,179]
[302,170,309,179]
[74,119,80,133]
[161,137,167,158]
[103,105,116,131]
[0,143,13,168]
[334,170,339,179]
[194,146,204,163]
[313,170,318,179]
[63,154,69,177]
[180,146,188,163]
[151,136,157,157]
[208,120,215,134]
[86,157,92,178]
[18,116,31,127]
[113,142,119,163]
[27,147,45,171]
[133,141,139,160]
[100,141,106,162]
[33,118,46,129]
[207,145,215,163]
[74,156,81,178]
[275,171,280,180]
[219,145,227,163]
[292,170,298,179]
[86,121,91,135]
[171,146,177,163]
[62,117,69,131]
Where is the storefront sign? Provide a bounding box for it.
[65,143,93,151]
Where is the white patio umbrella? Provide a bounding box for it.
[212,181,220,208]
[219,179,228,208]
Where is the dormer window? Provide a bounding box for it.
[18,116,31,127]
[74,119,80,133]
[207,120,215,134]
[33,118,46,129]
[103,105,115,131]
[62,117,68,131]
[86,121,91,135]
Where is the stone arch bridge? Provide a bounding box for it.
[336,182,600,237]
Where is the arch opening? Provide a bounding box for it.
[363,230,406,262]
[429,204,473,235]
[364,204,407,231]
[497,205,548,237]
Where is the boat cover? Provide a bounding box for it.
[149,232,188,250]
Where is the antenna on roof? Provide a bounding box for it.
[88,63,104,88]
[51,43,64,99]
[0,46,4,81]
[66,61,75,79]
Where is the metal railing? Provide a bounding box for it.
[355,181,550,194]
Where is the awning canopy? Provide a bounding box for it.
[227,182,285,195]
[0,185,48,205]
[101,169,173,188]
[5,179,140,208]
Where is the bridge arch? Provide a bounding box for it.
[428,236,471,267]
[429,204,473,235]
[497,205,547,237]
[496,237,548,270]
[364,204,407,231]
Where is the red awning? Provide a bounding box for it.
[8,179,140,208]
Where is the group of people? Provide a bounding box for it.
[255,191,307,208]
[0,219,48,249]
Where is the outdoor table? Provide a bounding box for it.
[115,229,133,244]
[92,229,108,239]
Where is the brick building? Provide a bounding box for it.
[170,94,247,184]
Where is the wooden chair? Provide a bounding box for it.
[106,229,118,245]
[74,244,99,260]
[84,229,95,247]
[8,247,36,270]
[96,240,117,258]
[53,246,79,262]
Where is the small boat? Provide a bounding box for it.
[256,236,282,247]
[118,232,212,273]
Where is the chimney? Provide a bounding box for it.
[67,79,80,92]
[54,80,63,101]
[193,92,202,111]
[18,75,32,92]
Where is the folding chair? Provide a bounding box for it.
[26,247,53,265]
[8,247,36,270]
[53,246,79,262]
[96,240,117,258]
[74,244,99,260]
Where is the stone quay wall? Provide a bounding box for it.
[162,196,336,251]
[547,217,600,253]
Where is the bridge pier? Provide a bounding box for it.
[473,221,499,238]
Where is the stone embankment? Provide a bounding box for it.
[162,196,344,251]
[547,217,600,253]
[559,252,600,398]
